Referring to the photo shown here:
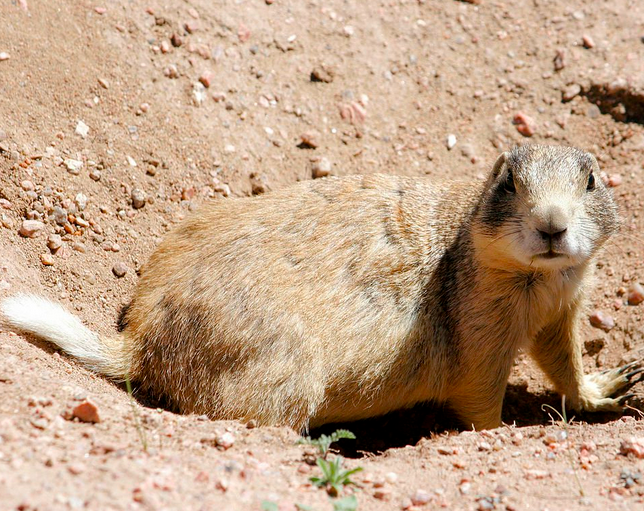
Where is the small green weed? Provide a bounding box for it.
[261,501,279,511]
[332,495,358,511]
[310,456,363,497]
[298,429,356,458]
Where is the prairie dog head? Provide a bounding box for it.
[473,145,619,272]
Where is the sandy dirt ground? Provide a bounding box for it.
[1,0,644,509]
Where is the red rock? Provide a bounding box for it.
[524,469,549,480]
[184,21,199,34]
[374,488,391,500]
[589,310,615,331]
[199,71,215,88]
[238,23,251,43]
[339,102,367,124]
[582,35,595,49]
[170,33,183,47]
[627,283,644,305]
[299,131,320,149]
[620,437,644,458]
[71,399,100,423]
[512,112,536,137]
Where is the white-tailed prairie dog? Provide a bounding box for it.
[2,144,641,432]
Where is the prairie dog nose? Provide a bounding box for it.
[534,203,569,242]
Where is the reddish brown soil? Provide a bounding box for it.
[1,0,644,509]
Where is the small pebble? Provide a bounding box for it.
[68,463,85,475]
[553,49,566,71]
[20,180,34,191]
[607,174,622,187]
[299,131,320,149]
[64,159,83,174]
[199,71,215,88]
[40,253,54,266]
[513,112,536,137]
[562,84,581,102]
[374,488,392,501]
[311,65,334,83]
[0,52,10,61]
[52,207,68,225]
[215,432,235,450]
[71,399,100,423]
[249,173,270,195]
[411,490,432,506]
[75,193,88,211]
[446,134,457,150]
[131,188,147,209]
[311,157,332,178]
[582,35,595,49]
[47,234,63,251]
[589,310,615,331]
[19,220,44,238]
[385,472,398,484]
[75,120,89,138]
[184,21,200,34]
[72,242,86,253]
[112,262,128,278]
[89,169,101,181]
[628,283,644,305]
[97,77,109,89]
[164,65,179,79]
[620,437,644,459]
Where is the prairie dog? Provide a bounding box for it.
[2,145,640,432]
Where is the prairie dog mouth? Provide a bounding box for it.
[535,250,565,260]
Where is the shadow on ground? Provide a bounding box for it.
[312,383,633,458]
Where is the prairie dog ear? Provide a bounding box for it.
[491,152,509,177]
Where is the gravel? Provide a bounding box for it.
[47,234,63,251]
[70,399,101,423]
[627,283,644,305]
[311,157,332,178]
[513,112,536,137]
[19,220,44,238]
[589,310,615,331]
[112,262,129,278]
[131,188,147,209]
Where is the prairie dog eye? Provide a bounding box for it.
[503,170,516,193]
[587,172,595,191]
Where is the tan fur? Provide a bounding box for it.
[6,145,639,431]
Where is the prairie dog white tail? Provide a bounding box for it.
[1,294,128,378]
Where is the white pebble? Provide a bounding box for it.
[446,134,457,150]
[75,193,88,211]
[64,159,83,174]
[75,120,89,138]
